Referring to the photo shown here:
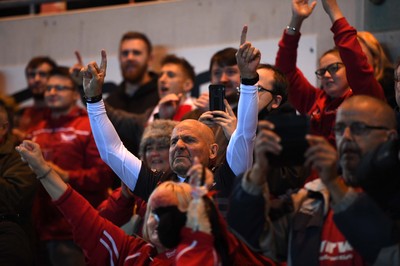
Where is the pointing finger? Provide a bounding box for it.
[75,51,83,65]
[240,25,248,45]
[100,50,107,76]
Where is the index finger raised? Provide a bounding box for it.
[240,25,248,45]
[75,51,83,65]
[100,50,107,76]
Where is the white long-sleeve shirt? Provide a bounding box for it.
[226,84,258,176]
[87,84,257,192]
[87,100,142,190]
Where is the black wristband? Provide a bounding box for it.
[241,74,259,85]
[84,94,102,104]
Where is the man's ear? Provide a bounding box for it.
[209,143,219,161]
[271,95,282,109]
[183,78,194,94]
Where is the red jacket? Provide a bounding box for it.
[28,106,114,240]
[275,17,385,145]
[57,186,279,266]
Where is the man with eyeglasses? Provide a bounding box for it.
[26,67,115,266]
[12,56,57,142]
[228,94,397,265]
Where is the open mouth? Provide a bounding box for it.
[160,87,169,93]
[151,159,164,164]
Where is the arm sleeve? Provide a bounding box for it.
[105,103,148,155]
[332,18,385,100]
[333,190,399,264]
[275,31,319,114]
[55,186,149,265]
[87,100,142,190]
[226,84,258,176]
[176,227,218,266]
[97,187,135,226]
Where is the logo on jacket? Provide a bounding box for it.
[60,133,77,142]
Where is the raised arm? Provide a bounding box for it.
[320,0,343,24]
[287,0,317,36]
[226,25,260,176]
[17,140,150,265]
[322,0,385,99]
[81,50,142,190]
[275,0,319,114]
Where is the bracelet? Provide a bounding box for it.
[84,94,102,104]
[37,167,52,180]
[241,74,259,85]
[286,25,296,32]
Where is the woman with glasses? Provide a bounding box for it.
[275,0,385,145]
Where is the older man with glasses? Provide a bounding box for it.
[228,94,397,265]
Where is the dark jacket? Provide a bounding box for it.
[105,72,159,115]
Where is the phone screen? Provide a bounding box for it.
[209,84,225,111]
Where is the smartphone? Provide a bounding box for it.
[209,84,225,112]
[264,114,310,167]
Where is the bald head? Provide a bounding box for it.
[169,119,218,177]
[175,119,216,144]
[336,95,397,184]
[339,95,396,130]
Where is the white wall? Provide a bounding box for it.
[0,0,360,97]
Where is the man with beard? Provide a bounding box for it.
[105,31,159,114]
[228,95,397,265]
[12,56,57,142]
[26,66,115,266]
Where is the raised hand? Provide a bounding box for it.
[292,0,317,20]
[81,50,107,97]
[236,25,261,80]
[186,156,213,233]
[187,156,214,189]
[69,51,84,86]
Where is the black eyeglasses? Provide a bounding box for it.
[27,71,49,79]
[46,85,74,92]
[315,62,344,79]
[257,86,275,95]
[334,122,389,136]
